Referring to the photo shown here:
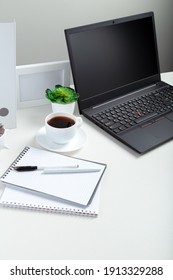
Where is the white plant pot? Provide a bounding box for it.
[51,102,75,114]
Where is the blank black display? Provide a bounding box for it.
[67,16,159,101]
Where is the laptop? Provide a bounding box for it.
[65,12,173,154]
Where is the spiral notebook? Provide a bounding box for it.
[0,182,101,217]
[0,146,106,206]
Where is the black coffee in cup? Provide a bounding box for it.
[48,116,75,128]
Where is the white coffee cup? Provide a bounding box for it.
[45,112,83,144]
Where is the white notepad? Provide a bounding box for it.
[0,183,101,217]
[0,146,106,206]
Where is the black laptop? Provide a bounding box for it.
[65,12,173,154]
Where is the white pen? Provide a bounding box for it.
[14,165,100,174]
[14,165,79,172]
[42,168,101,174]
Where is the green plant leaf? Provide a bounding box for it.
[45,85,79,104]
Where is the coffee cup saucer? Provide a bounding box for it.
[36,126,87,153]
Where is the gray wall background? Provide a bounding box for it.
[1,0,173,72]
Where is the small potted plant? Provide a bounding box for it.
[45,84,79,113]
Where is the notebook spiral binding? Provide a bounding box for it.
[1,200,97,217]
[1,146,30,179]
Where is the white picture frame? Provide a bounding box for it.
[16,60,71,108]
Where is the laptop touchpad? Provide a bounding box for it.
[120,127,161,154]
[145,117,173,140]
[120,117,173,153]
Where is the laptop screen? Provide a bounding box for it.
[65,12,160,110]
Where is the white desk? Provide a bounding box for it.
[0,72,173,260]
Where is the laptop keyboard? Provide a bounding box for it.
[92,85,173,134]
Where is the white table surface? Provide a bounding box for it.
[0,72,173,260]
